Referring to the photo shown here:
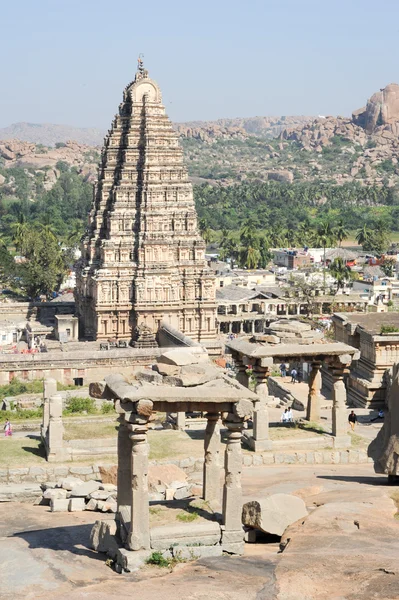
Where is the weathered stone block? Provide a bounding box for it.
[173,486,191,500]
[340,451,349,464]
[61,476,85,490]
[262,453,275,465]
[172,544,222,559]
[50,498,69,512]
[85,498,98,511]
[158,350,200,367]
[69,497,86,512]
[242,455,253,467]
[70,481,101,497]
[252,454,263,466]
[314,452,323,464]
[242,494,308,536]
[306,452,315,464]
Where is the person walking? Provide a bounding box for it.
[290,368,297,384]
[280,363,287,378]
[348,410,357,431]
[281,408,289,423]
[4,419,12,437]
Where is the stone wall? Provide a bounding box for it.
[0,450,373,485]
[268,376,305,411]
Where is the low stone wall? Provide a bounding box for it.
[0,450,373,485]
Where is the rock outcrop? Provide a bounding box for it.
[353,83,399,134]
[242,494,308,536]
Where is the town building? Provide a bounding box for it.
[75,60,216,343]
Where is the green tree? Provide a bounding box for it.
[329,257,354,291]
[312,220,337,291]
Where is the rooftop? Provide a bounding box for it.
[333,312,399,335]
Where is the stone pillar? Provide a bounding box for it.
[253,365,270,397]
[306,362,322,422]
[221,417,244,554]
[176,411,186,430]
[203,412,221,505]
[330,364,350,448]
[47,394,65,462]
[235,357,249,388]
[117,416,132,511]
[127,419,150,551]
[42,378,57,440]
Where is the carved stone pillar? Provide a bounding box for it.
[203,412,221,505]
[221,417,244,554]
[306,362,322,422]
[235,355,249,388]
[117,416,132,511]
[47,394,66,462]
[42,378,57,441]
[330,363,350,448]
[253,364,270,397]
[127,419,150,551]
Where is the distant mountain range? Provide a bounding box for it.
[0,122,106,147]
[0,116,315,147]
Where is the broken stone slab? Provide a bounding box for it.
[70,480,101,497]
[150,521,221,551]
[89,491,113,501]
[242,494,308,537]
[172,544,222,559]
[157,350,201,367]
[116,548,151,573]
[154,363,181,377]
[179,364,223,387]
[148,464,187,488]
[60,477,85,491]
[69,497,86,512]
[168,480,187,490]
[41,481,57,490]
[43,488,68,501]
[99,483,117,493]
[90,520,119,558]
[173,486,192,500]
[101,500,117,513]
[50,498,70,512]
[85,498,98,511]
[135,369,163,384]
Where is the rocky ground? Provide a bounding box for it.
[1,464,398,600]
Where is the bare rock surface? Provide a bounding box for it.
[242,494,308,536]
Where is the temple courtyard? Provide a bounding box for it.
[0,463,398,600]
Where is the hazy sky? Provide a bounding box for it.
[1,0,399,128]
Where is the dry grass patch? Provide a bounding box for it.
[0,437,46,467]
[63,421,118,441]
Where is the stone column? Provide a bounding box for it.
[203,412,221,505]
[330,363,350,448]
[42,378,57,440]
[235,357,249,388]
[253,364,270,397]
[127,419,150,551]
[306,362,322,422]
[117,416,132,511]
[250,364,272,451]
[47,394,65,462]
[221,416,244,554]
[176,411,186,430]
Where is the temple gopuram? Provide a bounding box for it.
[76,59,217,343]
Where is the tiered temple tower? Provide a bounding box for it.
[75,60,217,343]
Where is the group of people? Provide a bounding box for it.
[280,363,302,384]
[281,408,294,423]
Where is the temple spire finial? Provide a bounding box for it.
[136,54,148,80]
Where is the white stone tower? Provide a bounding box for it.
[75,60,217,343]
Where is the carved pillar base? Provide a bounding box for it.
[330,364,351,448]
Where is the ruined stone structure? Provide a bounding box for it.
[333,312,399,407]
[76,60,216,342]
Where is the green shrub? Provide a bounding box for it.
[101,402,114,414]
[176,510,199,522]
[146,552,170,567]
[380,325,399,334]
[64,396,96,414]
[0,407,43,421]
[0,378,44,401]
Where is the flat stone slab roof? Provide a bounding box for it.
[226,339,359,361]
[334,312,399,335]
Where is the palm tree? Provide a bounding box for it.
[239,245,261,269]
[313,220,337,291]
[66,222,84,247]
[355,224,372,248]
[329,257,354,292]
[335,221,349,247]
